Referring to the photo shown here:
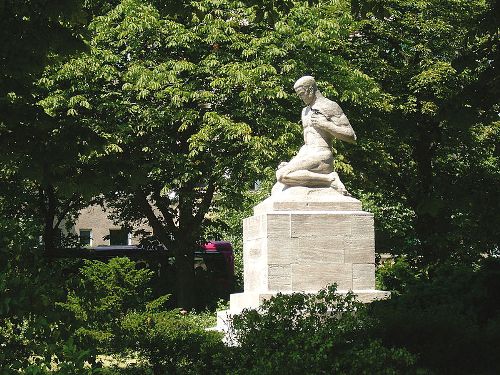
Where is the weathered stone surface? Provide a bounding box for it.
[350,214,375,238]
[243,238,264,261]
[230,292,275,311]
[254,186,362,215]
[223,184,389,323]
[345,236,375,263]
[268,264,292,291]
[296,236,345,263]
[266,214,292,238]
[353,263,375,290]
[267,237,297,264]
[291,263,352,291]
[290,213,353,238]
[243,238,267,292]
[244,266,267,292]
[243,215,265,241]
[241,199,379,296]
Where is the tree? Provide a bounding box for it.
[0,1,116,252]
[345,0,499,264]
[40,0,383,308]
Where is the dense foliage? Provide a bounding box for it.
[58,258,225,374]
[0,251,224,374]
[37,0,383,307]
[374,257,500,374]
[228,285,417,374]
[0,0,499,373]
[345,0,499,264]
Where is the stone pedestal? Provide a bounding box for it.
[216,187,389,330]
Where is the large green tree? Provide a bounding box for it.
[0,1,118,252]
[345,0,499,264]
[40,0,382,307]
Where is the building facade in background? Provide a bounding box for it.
[73,205,150,246]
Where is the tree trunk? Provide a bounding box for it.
[412,117,440,263]
[40,185,57,256]
[174,240,196,310]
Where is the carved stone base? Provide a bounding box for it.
[216,187,390,331]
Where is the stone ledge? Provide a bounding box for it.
[227,289,391,315]
[214,289,391,336]
[254,186,363,215]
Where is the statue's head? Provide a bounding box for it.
[294,76,317,106]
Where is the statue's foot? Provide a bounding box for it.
[328,172,350,196]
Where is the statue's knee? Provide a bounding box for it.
[276,168,287,183]
[276,169,283,183]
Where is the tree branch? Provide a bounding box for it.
[54,193,81,229]
[151,191,178,234]
[194,179,216,226]
[136,189,173,244]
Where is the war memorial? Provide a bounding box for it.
[217,76,390,329]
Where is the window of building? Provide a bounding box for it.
[79,229,92,246]
[109,229,131,246]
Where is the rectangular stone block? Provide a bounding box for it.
[266,214,291,238]
[240,203,380,309]
[243,238,267,293]
[244,263,267,292]
[272,200,362,211]
[243,215,265,241]
[297,236,345,263]
[267,264,292,291]
[353,264,375,289]
[230,292,261,311]
[344,236,375,263]
[230,292,277,312]
[267,237,298,264]
[350,214,374,237]
[290,213,352,238]
[243,238,265,263]
[291,263,352,291]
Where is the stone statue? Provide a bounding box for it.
[275,76,356,195]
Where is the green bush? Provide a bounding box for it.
[0,217,92,373]
[57,257,155,348]
[371,258,500,374]
[227,285,418,375]
[376,256,422,294]
[58,257,226,374]
[120,301,226,374]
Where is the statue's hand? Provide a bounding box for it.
[310,112,325,126]
[278,161,288,169]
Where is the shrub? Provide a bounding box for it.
[0,218,90,373]
[226,285,418,375]
[57,257,155,349]
[371,258,500,374]
[120,298,226,374]
[58,257,226,374]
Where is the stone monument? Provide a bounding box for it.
[217,76,389,329]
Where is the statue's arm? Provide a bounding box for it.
[311,110,357,144]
